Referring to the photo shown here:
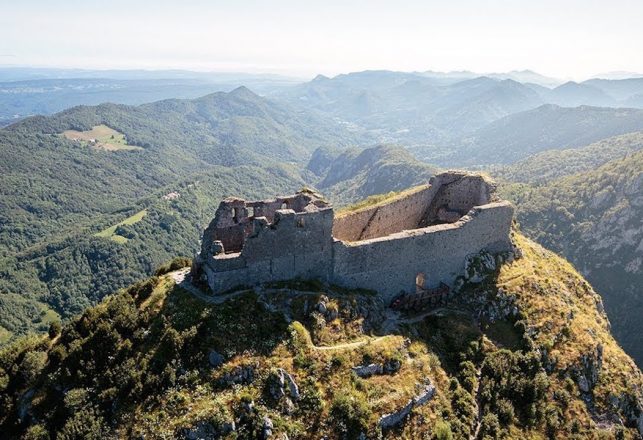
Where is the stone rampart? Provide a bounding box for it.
[193,171,514,299]
[331,201,514,297]
[332,185,434,242]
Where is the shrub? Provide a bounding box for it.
[329,390,371,438]
[48,321,62,339]
[432,420,454,440]
[479,413,500,439]
[154,257,192,276]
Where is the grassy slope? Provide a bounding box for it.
[501,151,643,367]
[1,233,641,439]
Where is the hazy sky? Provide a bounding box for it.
[2,0,642,79]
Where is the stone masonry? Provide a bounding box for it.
[192,171,514,299]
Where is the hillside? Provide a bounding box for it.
[501,151,643,367]
[1,233,641,439]
[494,131,643,184]
[306,145,440,204]
[444,105,643,166]
[0,89,356,345]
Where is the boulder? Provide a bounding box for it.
[220,364,255,386]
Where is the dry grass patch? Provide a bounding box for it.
[63,124,142,151]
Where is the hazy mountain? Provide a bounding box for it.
[494,131,643,184]
[548,81,616,107]
[420,69,562,87]
[0,68,303,125]
[279,71,546,144]
[307,144,439,204]
[502,151,643,366]
[444,104,643,166]
[583,77,643,102]
[591,71,643,80]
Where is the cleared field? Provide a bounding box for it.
[95,209,147,243]
[62,124,142,151]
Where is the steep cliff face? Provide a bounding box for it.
[0,234,641,439]
[504,150,643,367]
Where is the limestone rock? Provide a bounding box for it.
[261,416,274,439]
[267,369,300,402]
[352,363,383,378]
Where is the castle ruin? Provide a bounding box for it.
[192,171,514,299]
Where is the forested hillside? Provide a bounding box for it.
[0,89,357,345]
[443,105,643,166]
[494,131,643,184]
[501,151,643,365]
[306,145,439,204]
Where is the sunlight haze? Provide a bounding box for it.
[2,0,642,79]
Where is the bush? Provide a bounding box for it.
[154,256,192,276]
[479,413,500,440]
[329,390,372,438]
[48,320,62,339]
[432,420,454,440]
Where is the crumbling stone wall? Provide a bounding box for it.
[332,201,514,297]
[193,190,333,293]
[332,185,433,242]
[332,171,495,242]
[193,172,514,299]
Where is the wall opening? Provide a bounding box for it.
[281,202,288,210]
[247,206,254,217]
[232,208,240,224]
[416,272,425,293]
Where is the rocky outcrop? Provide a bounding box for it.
[219,364,255,387]
[180,420,236,439]
[352,359,402,378]
[573,344,603,394]
[378,383,436,430]
[261,416,274,440]
[352,363,383,378]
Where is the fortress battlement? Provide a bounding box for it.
[192,171,514,298]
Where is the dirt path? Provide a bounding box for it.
[470,367,484,439]
[312,335,393,351]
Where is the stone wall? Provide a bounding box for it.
[194,172,514,299]
[331,171,495,242]
[332,185,434,242]
[331,201,514,298]
[199,208,334,293]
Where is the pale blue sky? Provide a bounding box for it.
[2,0,642,79]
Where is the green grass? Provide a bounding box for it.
[63,125,143,151]
[95,209,147,243]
